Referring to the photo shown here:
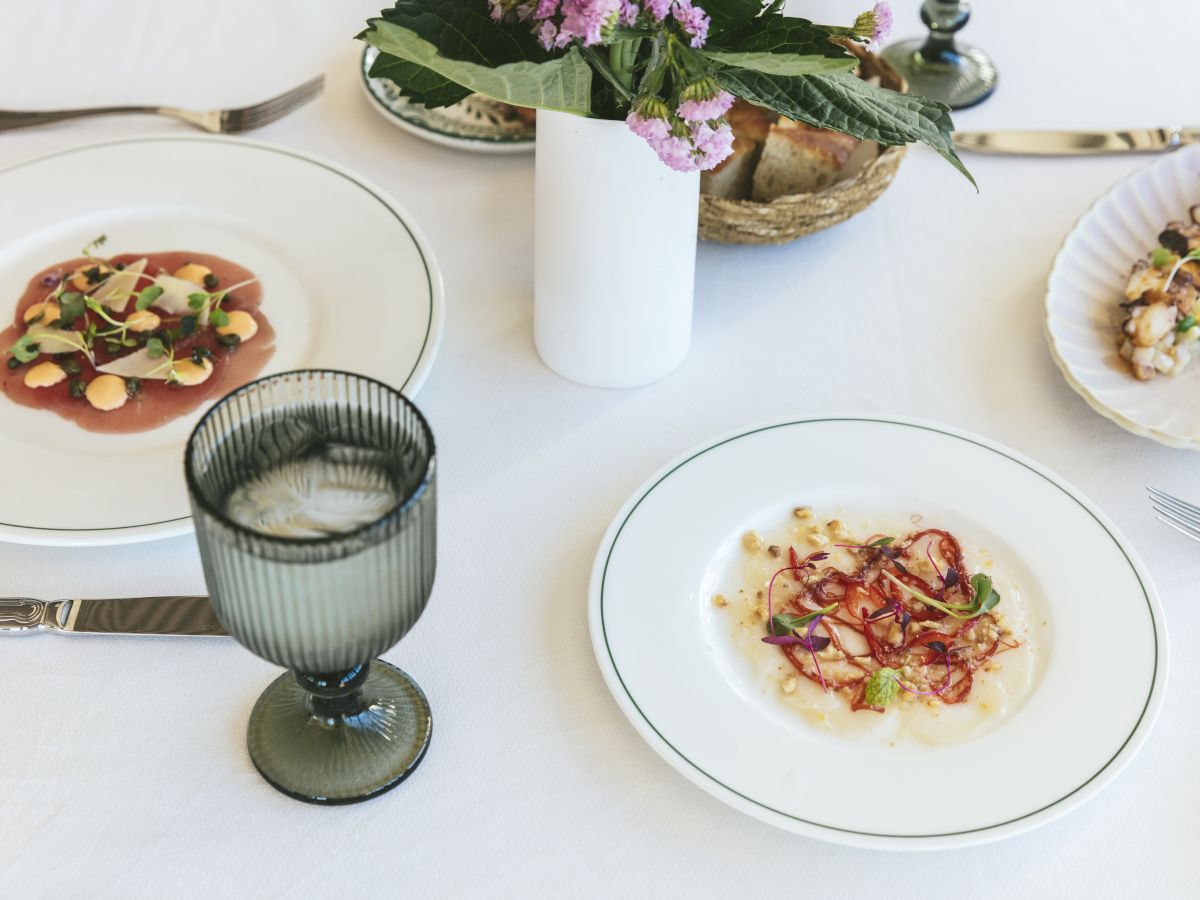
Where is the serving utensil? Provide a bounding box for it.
[0,595,225,635]
[1148,487,1200,541]
[0,75,323,133]
[954,126,1200,155]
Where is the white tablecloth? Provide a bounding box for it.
[2,1,1197,896]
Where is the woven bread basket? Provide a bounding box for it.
[698,45,908,245]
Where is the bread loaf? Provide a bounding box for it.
[751,120,861,201]
[700,135,761,200]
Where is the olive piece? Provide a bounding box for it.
[1159,229,1189,257]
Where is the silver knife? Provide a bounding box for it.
[953,126,1200,155]
[0,596,227,636]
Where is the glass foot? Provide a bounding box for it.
[882,38,998,109]
[247,659,432,804]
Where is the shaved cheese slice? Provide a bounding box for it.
[151,274,206,317]
[95,347,174,380]
[24,325,91,359]
[92,258,147,311]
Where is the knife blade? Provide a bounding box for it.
[953,126,1200,155]
[0,596,227,636]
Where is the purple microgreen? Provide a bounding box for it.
[900,611,911,631]
[766,602,838,640]
[762,634,806,646]
[944,566,960,589]
[925,640,948,655]
[925,544,945,582]
[867,600,900,621]
[806,634,831,652]
[39,271,62,288]
[763,562,829,637]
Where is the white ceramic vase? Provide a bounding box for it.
[534,110,700,388]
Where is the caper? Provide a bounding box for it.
[202,273,219,291]
[68,379,86,399]
[1159,229,1189,257]
[61,358,81,376]
[6,357,20,370]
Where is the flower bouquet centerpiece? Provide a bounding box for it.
[361,1,971,387]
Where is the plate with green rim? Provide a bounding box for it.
[360,47,535,154]
[589,415,1166,850]
[0,136,443,546]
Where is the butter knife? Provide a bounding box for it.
[0,596,226,636]
[953,126,1200,155]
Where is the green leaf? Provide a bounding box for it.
[769,602,838,635]
[59,292,86,325]
[1151,247,1173,268]
[135,285,163,311]
[8,334,40,363]
[187,293,208,311]
[706,14,851,59]
[711,67,975,186]
[363,20,592,115]
[867,536,895,548]
[209,308,230,328]
[864,668,901,707]
[702,0,773,38]
[701,49,856,77]
[1178,315,1197,333]
[146,337,167,359]
[369,53,471,108]
[969,573,1001,615]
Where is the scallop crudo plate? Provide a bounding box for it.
[0,137,443,545]
[590,417,1166,850]
[1046,145,1200,448]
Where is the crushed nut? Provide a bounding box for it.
[807,533,830,548]
[782,677,798,694]
[712,593,727,607]
[767,544,781,558]
[793,506,813,520]
[742,530,764,552]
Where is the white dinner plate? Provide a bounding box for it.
[1046,145,1200,448]
[360,47,535,154]
[590,416,1166,850]
[0,136,443,546]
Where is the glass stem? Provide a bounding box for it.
[297,663,370,720]
[918,0,971,64]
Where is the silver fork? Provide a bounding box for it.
[0,75,324,134]
[1147,487,1200,541]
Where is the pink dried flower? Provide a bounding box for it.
[872,2,893,43]
[645,0,671,20]
[854,2,893,44]
[627,111,671,143]
[671,0,710,48]
[536,19,559,49]
[555,0,622,47]
[691,120,734,170]
[676,89,733,123]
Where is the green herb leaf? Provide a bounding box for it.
[864,667,901,707]
[146,337,167,359]
[58,291,86,325]
[867,536,895,548]
[363,20,592,115]
[1178,315,1197,333]
[81,234,107,256]
[768,602,838,636]
[208,308,230,328]
[135,285,163,311]
[969,573,1001,615]
[187,293,208,311]
[8,334,40,363]
[1151,247,1174,268]
[711,67,973,186]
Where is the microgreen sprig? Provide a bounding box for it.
[881,570,999,620]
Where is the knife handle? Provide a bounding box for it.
[0,598,69,633]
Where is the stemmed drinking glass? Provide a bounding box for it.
[185,369,436,804]
[882,0,998,109]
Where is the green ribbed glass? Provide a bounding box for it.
[185,370,436,804]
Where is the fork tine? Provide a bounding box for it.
[221,75,324,133]
[1147,486,1200,516]
[1148,490,1200,527]
[1151,500,1200,532]
[1156,510,1200,542]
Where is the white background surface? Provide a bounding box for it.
[0,0,1197,896]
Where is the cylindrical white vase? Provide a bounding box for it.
[534,110,700,388]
